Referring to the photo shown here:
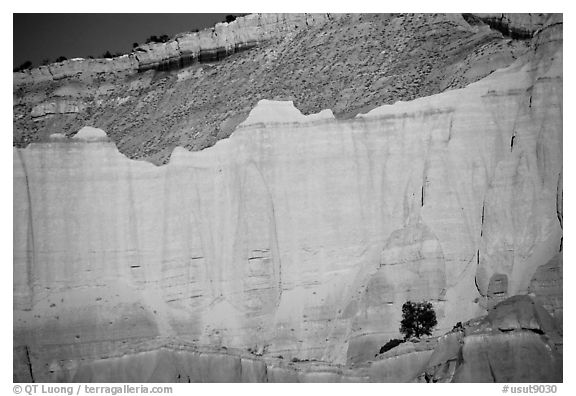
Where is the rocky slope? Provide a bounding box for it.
[13,13,562,382]
[14,13,535,164]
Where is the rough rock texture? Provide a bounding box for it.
[13,14,562,381]
[468,14,551,39]
[528,254,563,328]
[417,296,562,383]
[14,13,535,164]
[13,56,139,86]
[30,100,85,118]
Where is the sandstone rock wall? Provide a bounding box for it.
[13,14,562,382]
[13,17,562,381]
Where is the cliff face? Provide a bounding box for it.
[13,15,562,382]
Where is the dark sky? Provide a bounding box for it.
[13,14,231,68]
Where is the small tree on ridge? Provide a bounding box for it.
[400,300,437,340]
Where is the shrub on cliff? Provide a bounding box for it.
[55,56,67,62]
[145,34,170,44]
[400,300,437,340]
[14,61,32,72]
[101,50,123,58]
[379,338,404,354]
[451,321,464,332]
[225,15,237,23]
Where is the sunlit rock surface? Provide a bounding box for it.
[13,15,561,382]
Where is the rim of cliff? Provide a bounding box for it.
[13,13,559,165]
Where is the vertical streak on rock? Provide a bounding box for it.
[270,200,283,301]
[485,350,497,382]
[234,162,282,313]
[556,171,562,253]
[474,271,483,307]
[480,202,485,237]
[556,171,562,229]
[25,345,35,383]
[349,121,372,242]
[16,150,34,309]
[255,164,283,302]
[126,161,143,285]
[160,163,173,296]
[192,175,212,297]
[421,184,424,207]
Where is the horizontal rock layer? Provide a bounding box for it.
[13,13,551,87]
[13,18,562,381]
[13,14,337,86]
[468,13,551,39]
[30,99,85,118]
